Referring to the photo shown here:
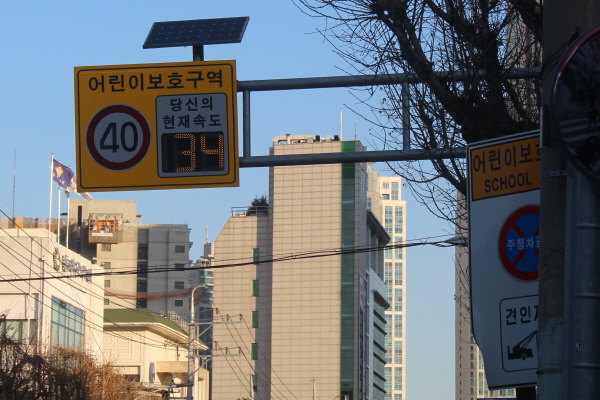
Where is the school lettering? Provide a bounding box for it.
[484,172,534,193]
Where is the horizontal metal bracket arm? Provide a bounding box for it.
[239,147,466,168]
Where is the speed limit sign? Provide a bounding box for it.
[75,61,239,192]
[86,104,151,171]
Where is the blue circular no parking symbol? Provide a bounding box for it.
[498,205,540,281]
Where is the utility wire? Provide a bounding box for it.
[0,235,186,351]
[216,310,289,400]
[1,234,461,284]
[239,314,300,400]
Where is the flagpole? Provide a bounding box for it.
[57,174,61,246]
[12,148,16,228]
[66,165,72,250]
[48,154,54,238]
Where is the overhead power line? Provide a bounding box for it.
[0,233,461,284]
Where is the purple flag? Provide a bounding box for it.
[52,160,74,190]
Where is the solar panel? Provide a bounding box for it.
[143,17,249,49]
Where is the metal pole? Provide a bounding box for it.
[539,2,600,400]
[48,154,54,237]
[538,2,567,399]
[564,170,600,399]
[188,285,204,400]
[402,82,410,151]
[193,46,204,62]
[243,90,251,158]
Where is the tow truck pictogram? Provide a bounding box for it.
[507,330,537,361]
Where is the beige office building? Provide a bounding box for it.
[210,135,392,400]
[67,200,194,323]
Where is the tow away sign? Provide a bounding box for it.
[468,131,540,389]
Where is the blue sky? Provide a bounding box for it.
[0,2,455,399]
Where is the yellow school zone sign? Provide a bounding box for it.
[75,61,239,192]
[469,135,540,201]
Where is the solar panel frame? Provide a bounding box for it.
[143,17,250,49]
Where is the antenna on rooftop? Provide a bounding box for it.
[340,108,343,140]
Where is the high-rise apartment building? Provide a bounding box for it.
[209,135,391,400]
[367,173,407,400]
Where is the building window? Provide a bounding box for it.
[395,288,403,311]
[367,197,372,210]
[104,299,110,305]
[382,182,390,189]
[251,343,258,360]
[253,248,260,263]
[102,261,112,269]
[0,319,36,343]
[175,245,185,253]
[51,297,84,349]
[137,280,148,293]
[252,311,259,328]
[105,280,111,288]
[395,263,403,285]
[385,247,392,259]
[251,375,258,392]
[175,263,185,270]
[138,245,148,259]
[137,262,148,278]
[175,281,185,290]
[174,299,184,307]
[101,244,111,252]
[394,394,402,400]
[382,194,390,200]
[252,280,259,296]
[394,341,403,364]
[384,263,392,286]
[136,298,147,308]
[394,315,403,337]
[360,169,368,203]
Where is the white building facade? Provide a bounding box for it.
[0,228,104,356]
[367,172,407,400]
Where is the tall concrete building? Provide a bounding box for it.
[367,173,407,400]
[210,135,391,400]
[67,200,194,323]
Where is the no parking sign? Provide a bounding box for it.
[468,131,540,389]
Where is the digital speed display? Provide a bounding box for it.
[156,93,230,178]
[160,131,225,174]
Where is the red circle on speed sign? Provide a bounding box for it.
[86,104,151,171]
